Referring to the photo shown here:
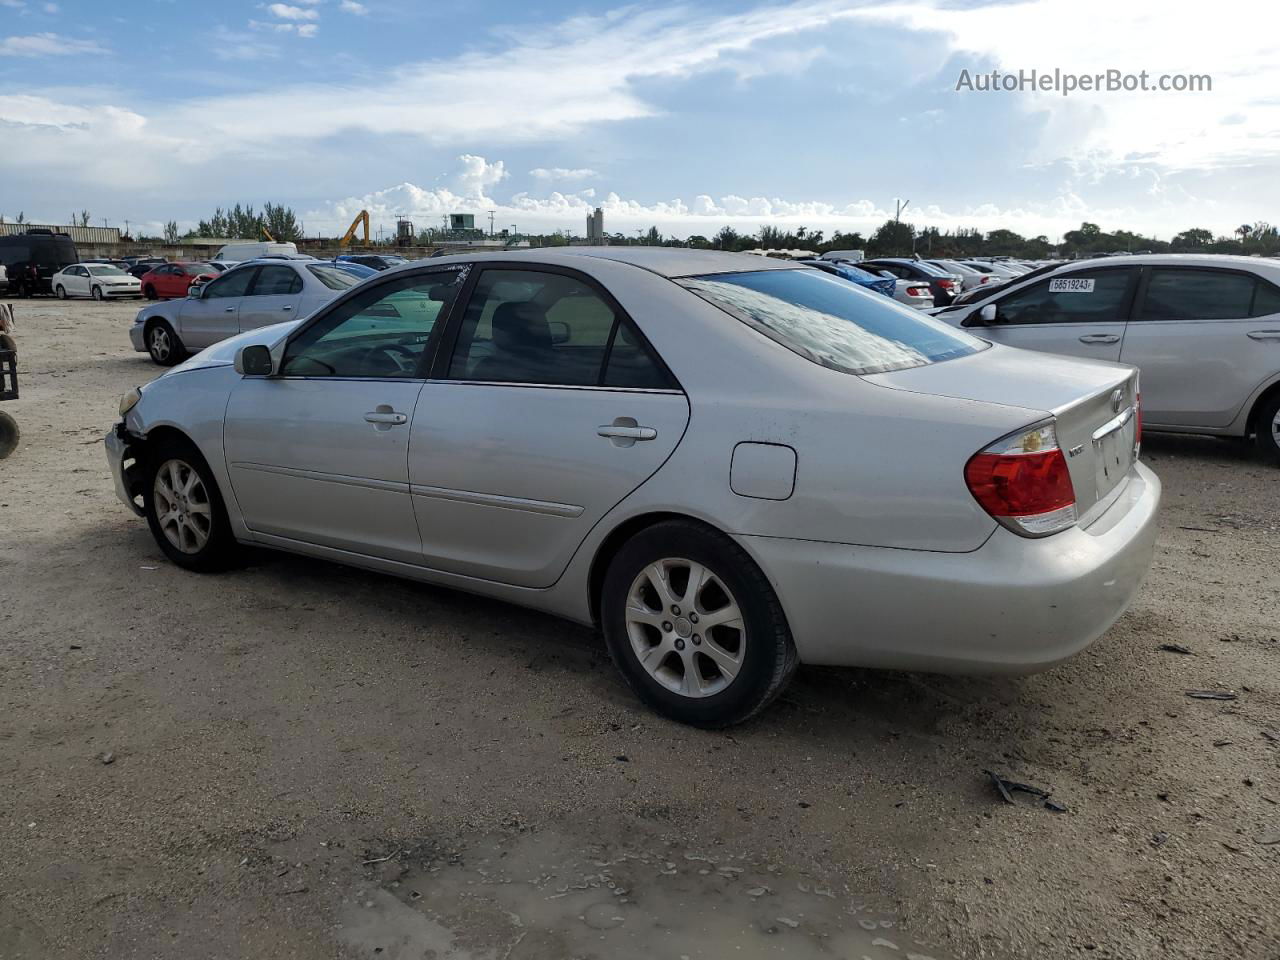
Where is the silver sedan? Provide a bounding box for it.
[106,248,1160,726]
[129,258,359,366]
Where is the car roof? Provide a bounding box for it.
[381,246,803,279]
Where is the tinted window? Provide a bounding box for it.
[282,269,463,378]
[679,269,984,375]
[252,265,303,296]
[204,267,256,299]
[181,263,212,275]
[1253,280,1280,317]
[1136,269,1255,321]
[307,264,360,290]
[603,320,675,389]
[995,269,1134,325]
[449,269,638,386]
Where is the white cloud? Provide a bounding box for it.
[296,23,317,37]
[0,0,25,8]
[249,18,317,36]
[43,2,59,11]
[852,0,1280,172]
[529,167,599,182]
[0,32,108,56]
[339,0,367,13]
[266,3,318,20]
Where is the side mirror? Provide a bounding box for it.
[964,303,998,327]
[548,320,570,345]
[235,344,274,376]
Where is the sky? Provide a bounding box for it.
[1,0,1276,242]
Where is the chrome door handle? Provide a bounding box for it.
[1247,330,1280,341]
[1078,333,1120,344]
[364,411,408,425]
[224,307,236,313]
[282,305,293,311]
[598,425,656,441]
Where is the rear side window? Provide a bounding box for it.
[448,268,676,388]
[307,264,359,290]
[679,269,984,375]
[1136,269,1255,321]
[1252,280,1280,317]
[252,265,304,296]
[994,268,1135,325]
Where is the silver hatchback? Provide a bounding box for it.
[107,248,1160,726]
[935,254,1280,461]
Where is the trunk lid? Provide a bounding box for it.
[864,343,1140,522]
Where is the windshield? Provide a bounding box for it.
[679,269,985,375]
[87,265,127,276]
[307,264,360,290]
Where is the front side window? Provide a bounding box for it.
[204,267,257,299]
[251,265,303,296]
[448,268,672,388]
[1136,268,1255,321]
[994,268,1135,325]
[281,269,464,378]
[679,268,984,375]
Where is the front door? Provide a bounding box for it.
[972,265,1138,363]
[223,267,465,564]
[237,264,305,332]
[1121,266,1280,428]
[66,266,91,297]
[410,265,689,588]
[179,265,257,349]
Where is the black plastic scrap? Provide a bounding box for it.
[983,770,1067,813]
[1158,643,1194,655]
[1185,690,1238,700]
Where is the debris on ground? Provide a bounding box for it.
[97,751,115,765]
[1184,690,1237,701]
[1152,832,1170,847]
[1158,643,1195,655]
[1261,730,1280,743]
[983,770,1067,813]
[1256,830,1280,846]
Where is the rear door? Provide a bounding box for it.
[237,264,304,332]
[970,266,1137,362]
[409,264,689,588]
[1121,266,1280,428]
[177,265,256,348]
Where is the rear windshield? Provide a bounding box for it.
[307,264,360,290]
[181,263,212,275]
[679,269,985,375]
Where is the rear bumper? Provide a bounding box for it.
[738,461,1161,673]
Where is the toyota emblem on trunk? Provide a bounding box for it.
[1111,388,1123,413]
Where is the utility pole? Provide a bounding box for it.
[488,210,495,238]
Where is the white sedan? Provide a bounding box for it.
[52,263,142,300]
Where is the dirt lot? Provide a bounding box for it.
[1,296,1277,960]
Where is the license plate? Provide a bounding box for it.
[1093,411,1135,497]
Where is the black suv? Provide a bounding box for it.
[0,231,80,296]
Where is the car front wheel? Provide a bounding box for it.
[145,321,185,366]
[143,438,238,571]
[55,285,67,299]
[144,285,157,300]
[601,520,798,727]
[92,285,104,301]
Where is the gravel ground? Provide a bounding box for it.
[1,297,1277,960]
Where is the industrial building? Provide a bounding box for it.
[586,207,605,244]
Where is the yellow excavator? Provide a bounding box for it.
[339,210,371,247]
[260,225,276,242]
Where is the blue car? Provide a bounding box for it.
[798,259,896,297]
[316,259,379,279]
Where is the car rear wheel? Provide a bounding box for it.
[601,520,798,727]
[1256,392,1280,464]
[92,285,104,301]
[145,320,185,366]
[55,285,67,300]
[143,438,239,572]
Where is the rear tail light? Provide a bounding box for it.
[938,279,956,289]
[906,285,930,297]
[964,421,1077,537]
[979,275,990,284]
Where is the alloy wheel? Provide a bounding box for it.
[148,326,171,363]
[1272,408,1280,448]
[152,458,212,554]
[625,557,746,698]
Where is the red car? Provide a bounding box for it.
[139,262,221,300]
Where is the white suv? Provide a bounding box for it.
[935,254,1280,461]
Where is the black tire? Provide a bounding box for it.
[92,285,104,301]
[144,285,157,300]
[1255,392,1280,464]
[145,320,186,366]
[0,410,18,459]
[601,520,798,728]
[142,436,239,572]
[55,285,67,300]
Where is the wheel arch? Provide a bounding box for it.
[586,511,732,627]
[1245,377,1280,438]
